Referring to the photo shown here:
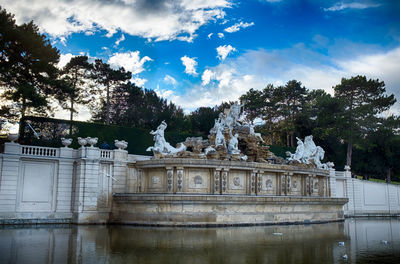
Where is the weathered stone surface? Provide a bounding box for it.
[111,194,348,226]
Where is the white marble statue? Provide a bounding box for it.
[313,146,328,169]
[214,120,226,148]
[287,137,304,162]
[249,123,264,142]
[225,101,244,130]
[146,120,186,156]
[228,133,240,154]
[302,135,317,163]
[286,135,328,169]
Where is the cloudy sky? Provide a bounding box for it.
[1,0,400,120]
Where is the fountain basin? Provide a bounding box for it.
[111,194,348,226]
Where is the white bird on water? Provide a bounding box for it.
[338,241,345,246]
[381,240,388,244]
[343,254,348,260]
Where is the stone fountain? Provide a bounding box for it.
[112,102,348,226]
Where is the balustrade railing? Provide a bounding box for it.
[21,146,58,157]
[335,171,345,178]
[100,149,113,159]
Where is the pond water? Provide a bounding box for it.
[0,218,399,263]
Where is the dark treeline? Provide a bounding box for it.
[1,7,400,182]
[240,79,400,182]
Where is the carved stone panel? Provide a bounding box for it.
[186,168,210,193]
[259,173,276,195]
[18,160,56,212]
[288,175,302,196]
[146,168,165,192]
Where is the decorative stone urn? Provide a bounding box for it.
[7,133,19,143]
[114,140,128,150]
[61,137,72,148]
[77,137,87,148]
[86,137,98,147]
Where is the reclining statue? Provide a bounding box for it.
[146,121,186,156]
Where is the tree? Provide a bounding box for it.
[190,107,221,135]
[0,8,60,119]
[240,85,279,144]
[279,80,307,147]
[92,59,131,125]
[333,75,396,167]
[353,116,400,182]
[58,56,93,122]
[295,89,346,167]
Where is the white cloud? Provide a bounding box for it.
[155,85,174,98]
[1,0,231,42]
[207,33,213,39]
[224,21,254,33]
[108,51,152,75]
[181,56,198,76]
[164,75,177,86]
[335,47,400,106]
[202,69,215,86]
[57,53,74,69]
[216,45,237,61]
[218,32,225,38]
[132,76,147,87]
[324,2,381,11]
[165,45,400,114]
[115,34,125,46]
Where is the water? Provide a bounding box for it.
[0,218,399,264]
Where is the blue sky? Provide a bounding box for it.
[1,0,400,120]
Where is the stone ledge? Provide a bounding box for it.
[113,193,348,205]
[111,194,347,226]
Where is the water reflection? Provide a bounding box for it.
[0,219,399,263]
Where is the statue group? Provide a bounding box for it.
[146,102,329,169]
[286,136,328,169]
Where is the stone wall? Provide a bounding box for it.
[333,169,400,216]
[0,142,142,224]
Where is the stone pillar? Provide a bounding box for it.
[166,167,173,193]
[328,163,336,197]
[256,171,263,195]
[56,147,75,214]
[137,169,143,193]
[305,174,311,196]
[176,167,184,193]
[344,166,355,216]
[112,149,128,193]
[221,169,228,194]
[287,172,292,195]
[250,170,257,195]
[281,173,287,196]
[73,146,103,223]
[0,143,21,214]
[213,168,221,194]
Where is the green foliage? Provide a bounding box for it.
[57,56,93,121]
[19,116,199,155]
[0,7,60,119]
[92,59,132,125]
[92,82,188,132]
[269,145,295,158]
[189,107,221,135]
[333,75,396,166]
